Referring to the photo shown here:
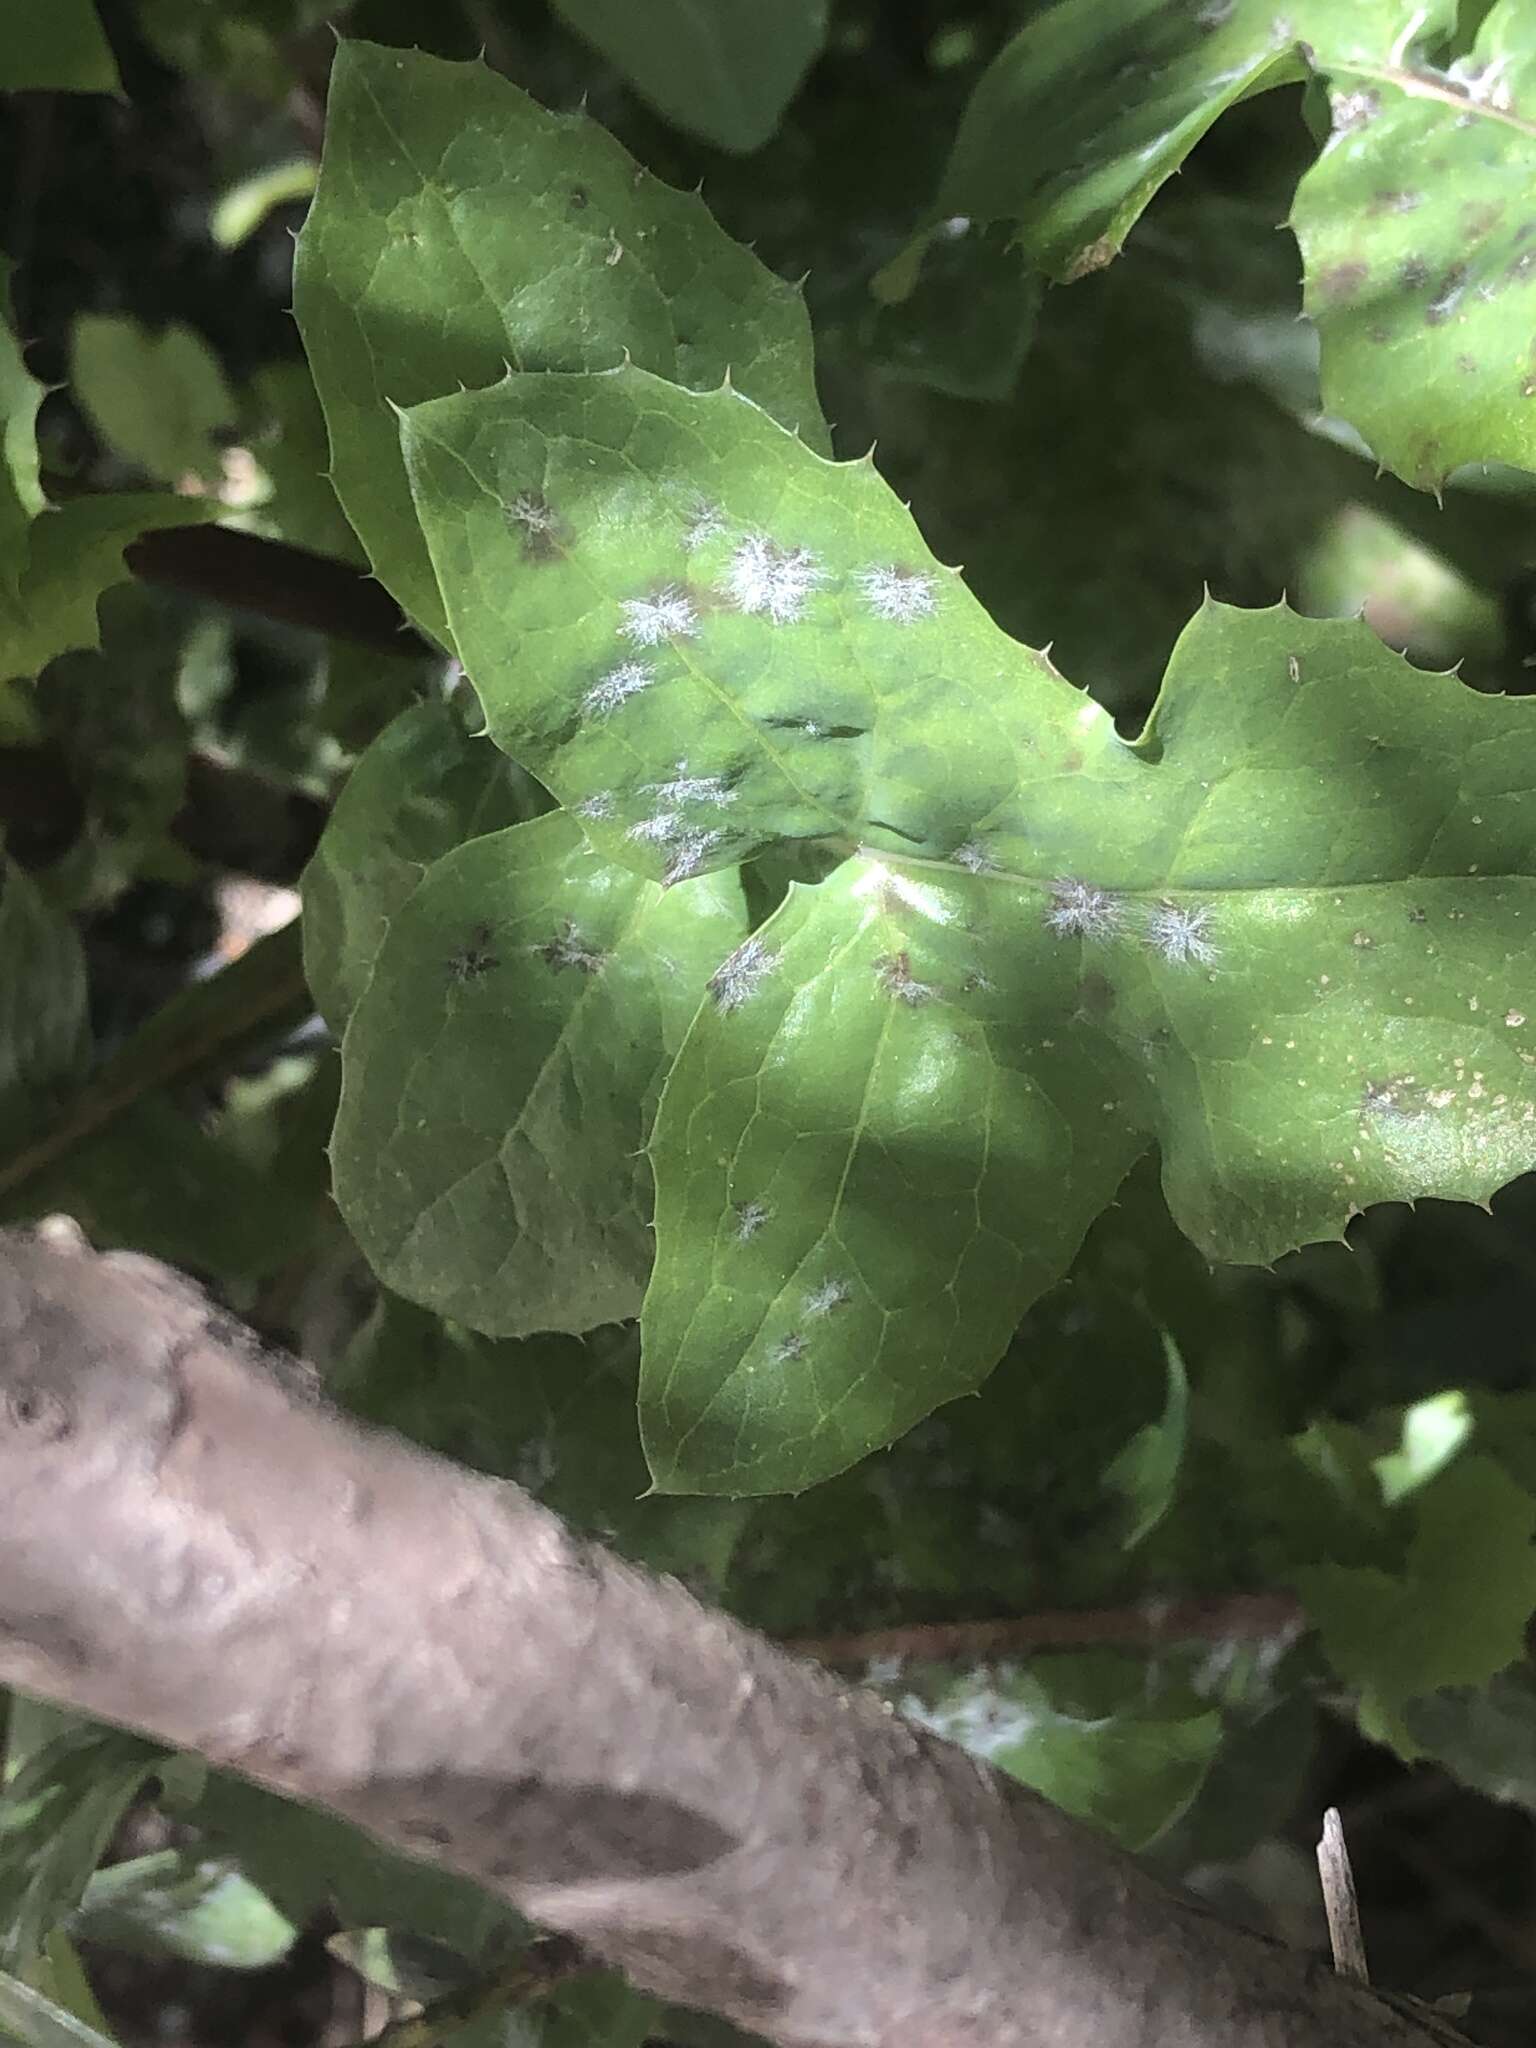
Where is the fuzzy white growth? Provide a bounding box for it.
[771,1332,807,1364]
[734,1199,771,1242]
[627,811,681,844]
[576,791,615,820]
[583,662,655,717]
[804,1278,851,1319]
[1045,880,1121,940]
[509,491,558,533]
[720,535,823,625]
[859,565,937,625]
[1144,900,1219,967]
[619,586,697,646]
[953,839,993,874]
[876,951,936,1005]
[683,500,727,551]
[663,827,724,885]
[648,760,736,806]
[709,936,782,1013]
[536,921,605,974]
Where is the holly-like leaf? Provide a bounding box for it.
[1292,0,1536,490]
[301,697,551,1035]
[0,0,119,94]
[401,362,1536,1492]
[331,811,749,1336]
[552,0,827,152]
[293,41,825,645]
[1296,1455,1536,1754]
[931,0,1454,282]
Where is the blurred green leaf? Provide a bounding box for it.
[1104,1335,1189,1549]
[73,1855,296,1971]
[0,861,89,1157]
[0,2,119,94]
[551,0,827,152]
[70,316,236,487]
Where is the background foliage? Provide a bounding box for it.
[4,2,1536,2045]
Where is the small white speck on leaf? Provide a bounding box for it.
[804,1278,852,1319]
[620,587,697,646]
[583,660,655,717]
[721,535,823,624]
[709,936,782,1012]
[1507,1010,1526,1027]
[1046,880,1121,940]
[858,565,937,625]
[1144,901,1219,967]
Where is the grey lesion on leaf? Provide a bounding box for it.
[769,1331,806,1363]
[535,921,606,974]
[446,923,500,983]
[506,490,568,565]
[874,950,937,1005]
[732,1199,771,1243]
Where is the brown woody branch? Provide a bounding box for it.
[0,1223,1469,2048]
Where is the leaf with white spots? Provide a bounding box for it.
[330,811,748,1337]
[1292,0,1536,489]
[400,359,1536,1490]
[293,39,826,644]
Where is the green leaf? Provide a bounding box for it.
[0,268,46,597]
[401,361,1536,1490]
[1292,0,1536,490]
[0,1,120,94]
[301,697,551,1036]
[1403,1663,1536,1808]
[241,361,363,565]
[70,316,236,487]
[551,0,826,152]
[1297,1455,1536,1754]
[1104,1334,1189,1549]
[331,812,749,1336]
[933,0,1455,282]
[0,862,89,1157]
[898,1653,1222,1851]
[0,1727,163,1973]
[293,40,826,645]
[0,1969,118,2048]
[0,492,216,688]
[73,1855,297,1971]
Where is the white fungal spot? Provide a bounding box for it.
[583,661,655,717]
[1287,654,1301,682]
[683,500,727,551]
[535,921,605,974]
[576,791,615,820]
[734,1199,771,1242]
[1330,88,1380,137]
[648,760,736,806]
[619,586,697,646]
[662,827,724,885]
[952,839,994,874]
[509,491,558,535]
[1046,880,1121,940]
[876,950,936,1005]
[627,811,682,844]
[720,535,823,624]
[1507,1010,1526,1027]
[804,1278,851,1319]
[708,936,782,1013]
[771,1332,807,1364]
[858,565,937,625]
[1144,900,1219,967]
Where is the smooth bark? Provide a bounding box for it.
[0,1222,1468,2048]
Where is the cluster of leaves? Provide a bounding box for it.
[5,0,1536,2044]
